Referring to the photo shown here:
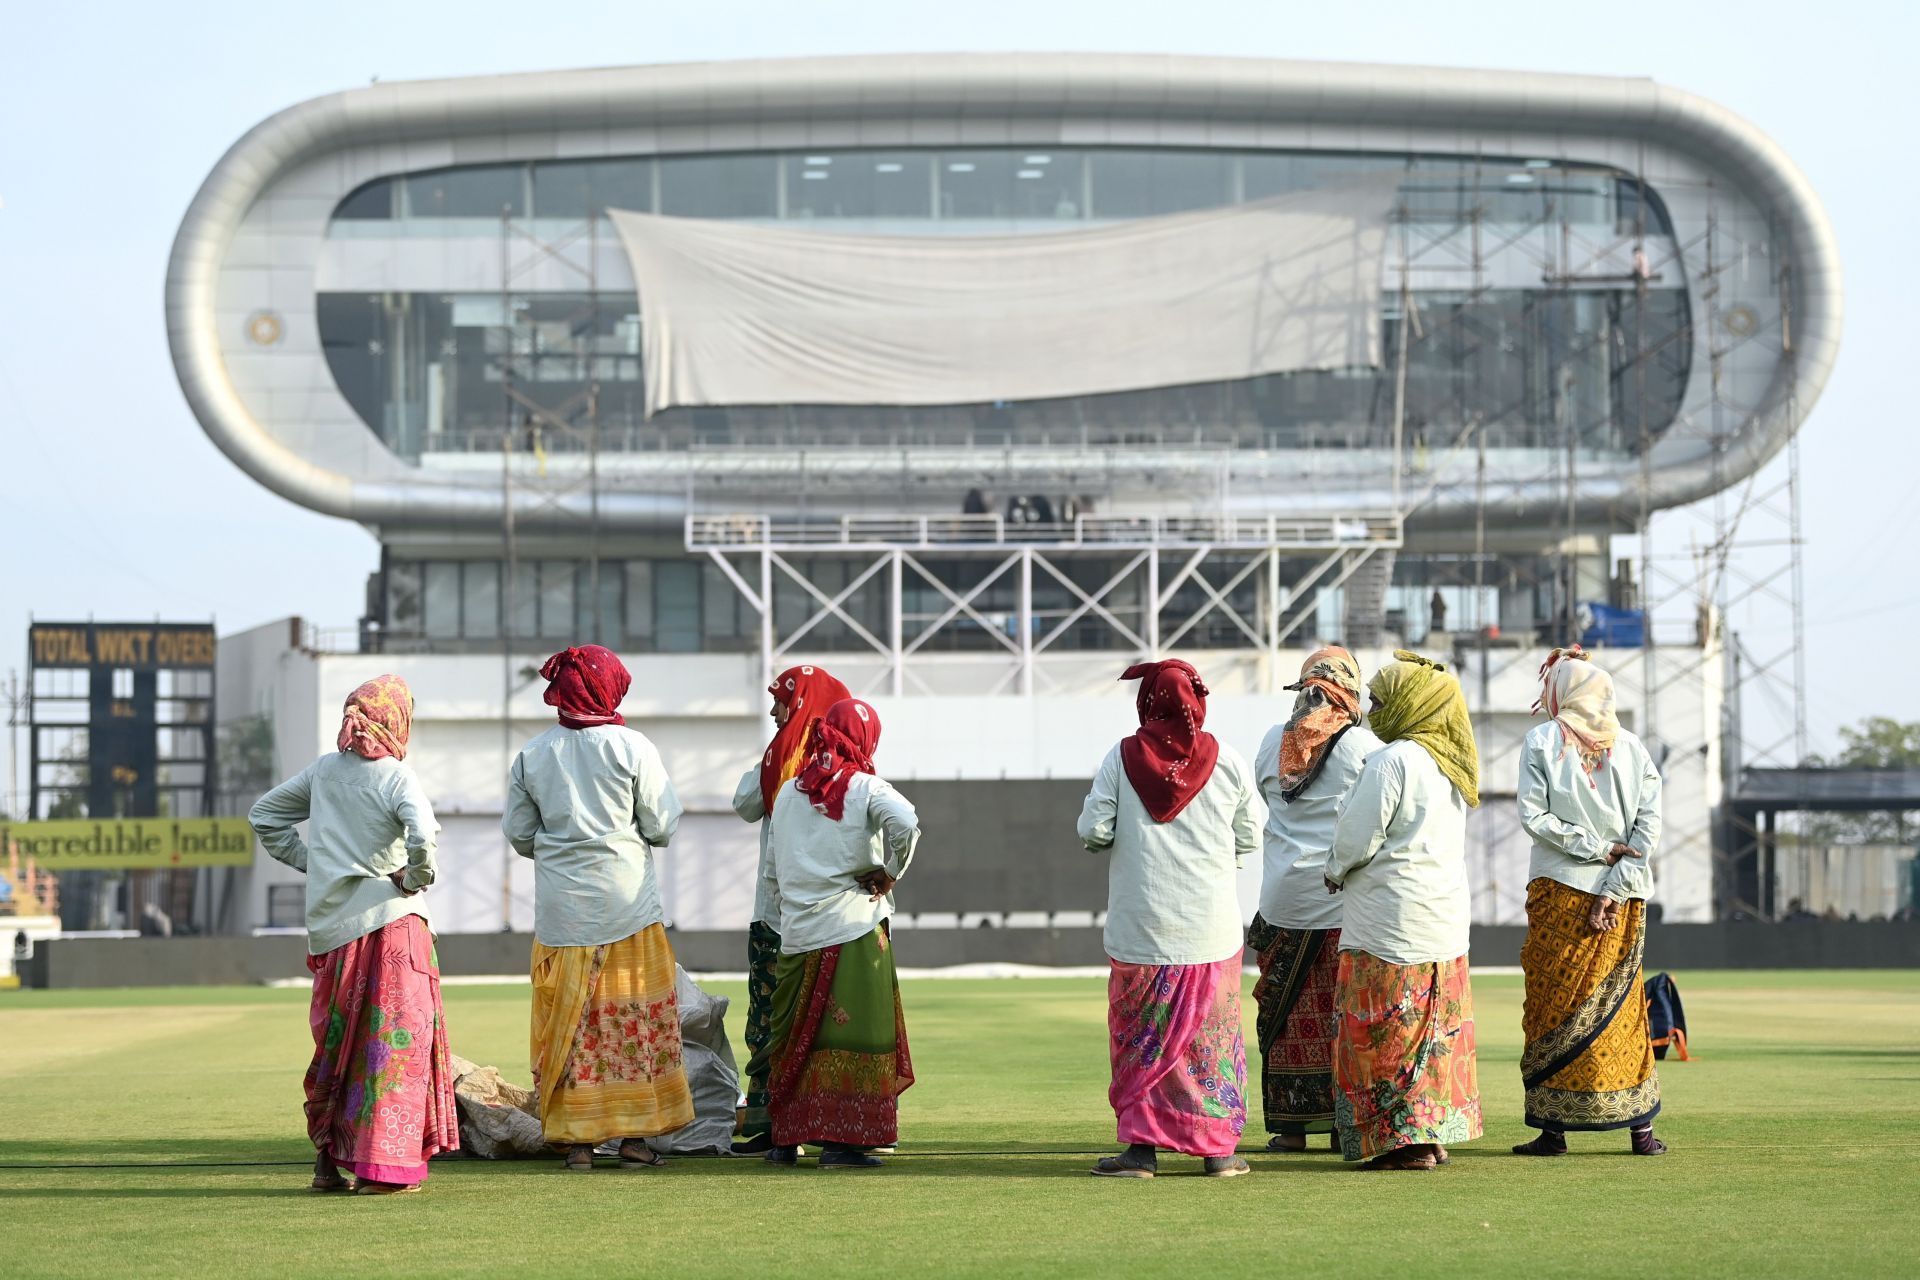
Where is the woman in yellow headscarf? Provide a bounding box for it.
[1323,652,1483,1170]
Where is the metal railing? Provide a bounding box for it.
[686,511,1403,551]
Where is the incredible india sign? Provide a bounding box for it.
[0,818,253,869]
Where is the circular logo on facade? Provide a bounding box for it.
[245,310,284,346]
[1723,305,1759,338]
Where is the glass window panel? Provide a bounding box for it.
[538,560,576,639]
[937,150,1021,220]
[405,165,526,218]
[785,151,933,220]
[659,154,776,218]
[654,561,701,653]
[702,563,741,639]
[532,158,654,218]
[334,177,396,220]
[505,563,539,639]
[317,294,387,445]
[625,561,654,645]
[1242,152,1402,202]
[464,561,501,640]
[386,561,423,636]
[1089,150,1231,218]
[423,563,461,639]
[573,562,622,646]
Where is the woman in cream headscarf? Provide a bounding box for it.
[1248,647,1381,1152]
[1323,651,1483,1171]
[1513,646,1667,1157]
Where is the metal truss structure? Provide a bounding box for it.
[688,513,1402,696]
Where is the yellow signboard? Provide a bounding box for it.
[0,818,254,869]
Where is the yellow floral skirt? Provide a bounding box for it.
[529,923,694,1146]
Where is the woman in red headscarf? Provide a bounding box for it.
[504,645,694,1172]
[1076,659,1265,1179]
[249,675,458,1194]
[745,698,920,1169]
[728,664,851,1152]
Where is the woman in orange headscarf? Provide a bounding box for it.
[728,665,851,1152]
[249,675,458,1195]
[1248,647,1380,1153]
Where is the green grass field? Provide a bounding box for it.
[1,970,1916,1278]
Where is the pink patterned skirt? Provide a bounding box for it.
[1106,952,1248,1157]
[304,915,459,1185]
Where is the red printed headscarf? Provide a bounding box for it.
[794,698,881,822]
[540,645,631,729]
[760,665,852,815]
[1118,659,1220,823]
[337,674,413,761]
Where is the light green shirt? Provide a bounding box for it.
[1077,743,1264,966]
[731,765,782,930]
[1325,739,1471,965]
[1517,722,1661,902]
[249,751,438,956]
[504,724,683,948]
[1254,723,1382,930]
[766,774,919,955]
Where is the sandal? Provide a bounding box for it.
[618,1141,667,1169]
[563,1145,595,1173]
[1361,1145,1437,1171]
[310,1153,350,1193]
[354,1180,421,1195]
[1090,1144,1157,1178]
[1513,1132,1568,1157]
[1266,1134,1306,1152]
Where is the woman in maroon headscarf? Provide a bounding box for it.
[504,645,692,1171]
[747,698,920,1169]
[250,675,458,1194]
[728,664,852,1153]
[1076,659,1265,1179]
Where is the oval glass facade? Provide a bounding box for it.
[317,147,1689,462]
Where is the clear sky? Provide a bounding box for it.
[1,0,1913,775]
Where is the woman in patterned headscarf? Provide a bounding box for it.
[728,664,851,1152]
[250,675,458,1194]
[1248,647,1381,1153]
[1077,659,1265,1179]
[1323,651,1483,1170]
[505,645,693,1172]
[1514,647,1668,1158]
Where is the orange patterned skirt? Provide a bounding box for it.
[1332,948,1482,1161]
[1520,878,1660,1131]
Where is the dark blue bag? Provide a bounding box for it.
[1644,971,1690,1061]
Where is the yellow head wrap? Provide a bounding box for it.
[1367,650,1480,808]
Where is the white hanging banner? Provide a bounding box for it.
[609,174,1399,416]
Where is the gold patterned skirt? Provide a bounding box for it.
[1519,878,1660,1131]
[528,924,695,1146]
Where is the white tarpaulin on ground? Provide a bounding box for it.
[609,175,1400,415]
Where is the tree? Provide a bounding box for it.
[1805,717,1920,845]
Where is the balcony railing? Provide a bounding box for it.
[686,512,1402,551]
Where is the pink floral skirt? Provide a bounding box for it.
[304,915,459,1185]
[1106,952,1247,1157]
